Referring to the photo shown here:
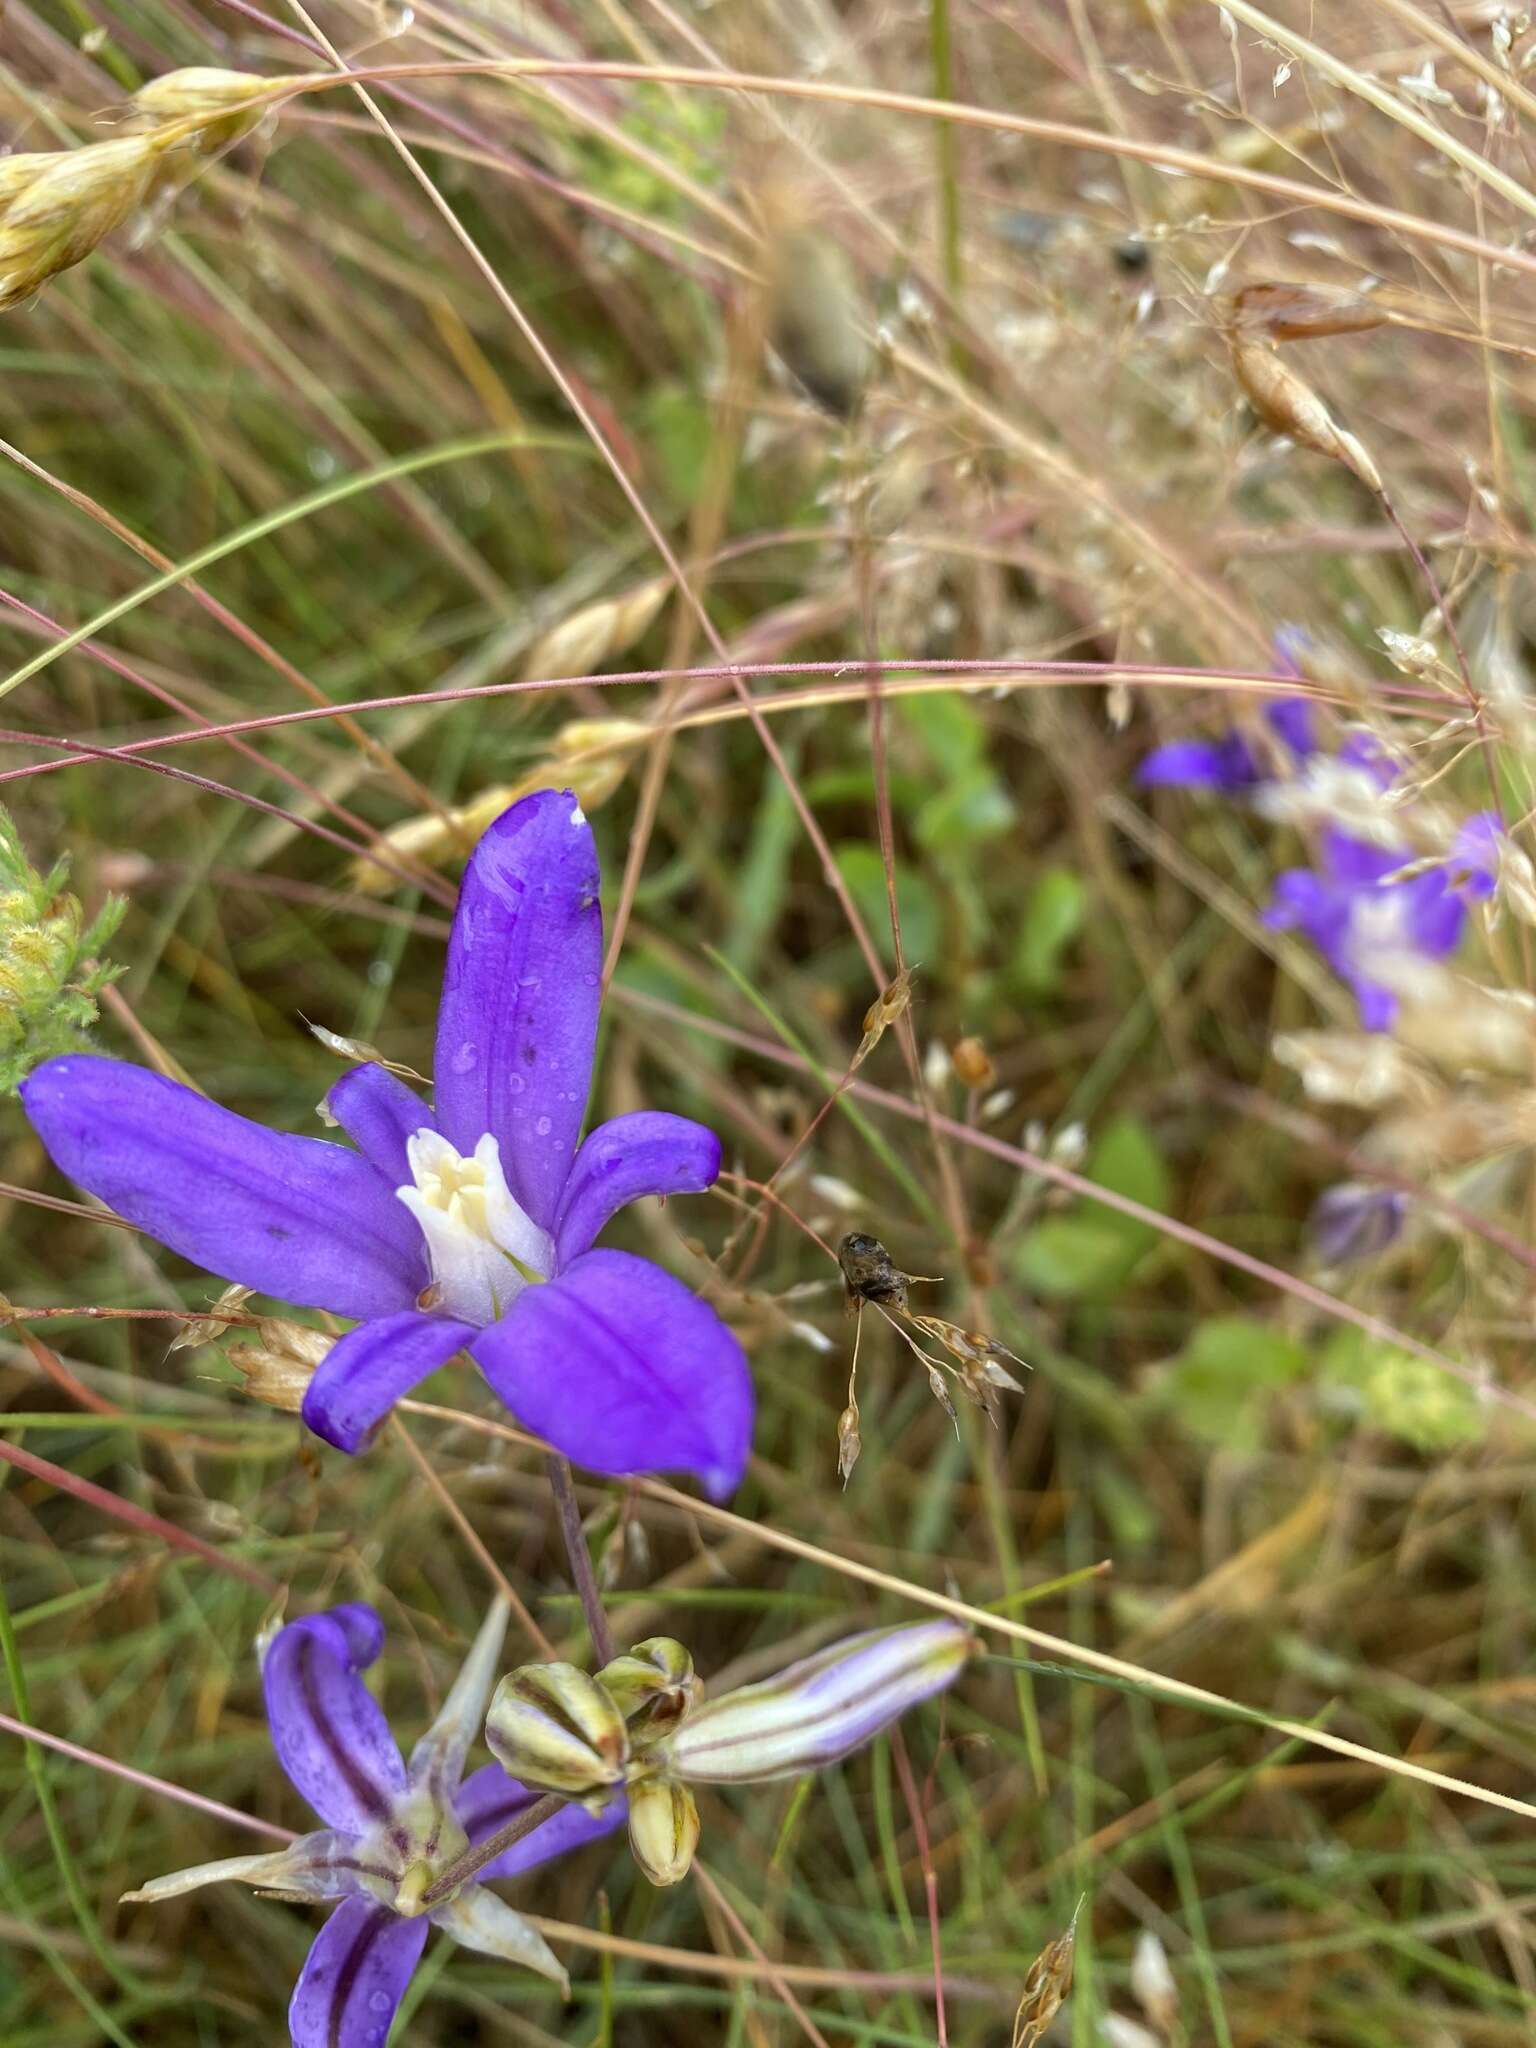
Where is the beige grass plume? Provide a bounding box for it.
[0,68,305,310]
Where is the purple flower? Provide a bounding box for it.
[1137,694,1318,794]
[1451,810,1501,900]
[1309,1181,1409,1263]
[1266,821,1490,1031]
[20,789,752,1496]
[121,1598,626,2045]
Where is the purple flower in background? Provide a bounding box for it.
[121,1599,625,2046]
[1309,1181,1409,1264]
[1266,831,1476,1030]
[21,789,752,1496]
[1137,694,1318,794]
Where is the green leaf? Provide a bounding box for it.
[834,842,942,963]
[1321,1329,1485,1453]
[1164,1316,1308,1449]
[1012,867,1086,997]
[914,762,1016,852]
[1013,1115,1172,1302]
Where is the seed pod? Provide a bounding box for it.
[1012,1910,1079,2046]
[626,1776,700,1886]
[1227,280,1385,344]
[1229,335,1382,494]
[951,1036,996,1088]
[655,1621,973,1785]
[485,1662,629,1799]
[596,1638,699,1734]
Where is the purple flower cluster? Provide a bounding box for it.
[1139,694,1497,1031]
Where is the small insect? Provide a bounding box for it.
[834,1234,1026,1481]
[838,1232,915,1317]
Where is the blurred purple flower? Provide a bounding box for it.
[1309,1181,1409,1264]
[21,789,752,1497]
[122,1600,625,2045]
[1451,809,1501,899]
[1137,693,1318,794]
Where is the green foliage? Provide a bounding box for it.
[1013,1115,1170,1300]
[1011,866,1086,998]
[1321,1328,1486,1453]
[0,808,122,1095]
[1160,1316,1309,1450]
[834,840,942,963]
[899,696,1016,853]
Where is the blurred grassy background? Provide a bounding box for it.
[5,2,1536,2043]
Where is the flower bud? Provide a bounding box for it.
[596,1638,699,1734]
[485,1662,629,1799]
[626,1776,700,1886]
[655,1621,973,1785]
[951,1036,996,1089]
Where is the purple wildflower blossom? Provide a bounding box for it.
[21,789,752,1496]
[1136,695,1318,794]
[1266,832,1473,1031]
[121,1599,625,2046]
[1309,1181,1409,1264]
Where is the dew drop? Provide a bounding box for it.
[535,1115,552,1137]
[368,1991,393,2014]
[507,1072,524,1094]
[451,1043,477,1075]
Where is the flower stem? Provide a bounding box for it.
[418,1790,565,1908]
[547,1453,614,1666]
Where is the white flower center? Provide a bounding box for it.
[397,1130,554,1325]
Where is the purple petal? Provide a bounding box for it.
[472,1249,752,1498]
[1336,732,1396,789]
[289,1896,427,2048]
[455,1762,627,1880]
[1310,1182,1407,1263]
[1271,625,1312,681]
[433,789,603,1232]
[262,1606,407,1831]
[302,1312,477,1455]
[20,1056,422,1320]
[326,1064,433,1186]
[1398,871,1465,957]
[1352,979,1399,1032]
[1320,832,1406,887]
[1263,693,1317,756]
[1451,810,1501,899]
[1136,734,1260,792]
[554,1112,722,1266]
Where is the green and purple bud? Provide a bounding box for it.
[654,1620,973,1786]
[596,1636,699,1734]
[485,1661,629,1802]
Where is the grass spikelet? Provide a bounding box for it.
[350,722,651,893]
[0,138,161,309]
[520,578,668,684]
[1228,333,1383,493]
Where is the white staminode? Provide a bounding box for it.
[397,1130,554,1324]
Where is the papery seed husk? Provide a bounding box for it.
[1229,336,1383,493]
[1011,1913,1078,2047]
[596,1637,699,1729]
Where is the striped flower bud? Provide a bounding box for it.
[596,1637,699,1734]
[625,1776,700,1887]
[485,1662,629,1800]
[654,1621,973,1786]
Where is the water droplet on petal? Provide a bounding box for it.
[368,1991,393,2014]
[452,1043,477,1075]
[507,1072,524,1094]
[535,1115,552,1137]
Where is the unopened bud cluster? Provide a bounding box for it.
[0,68,304,310]
[486,1621,972,1886]
[0,805,122,1094]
